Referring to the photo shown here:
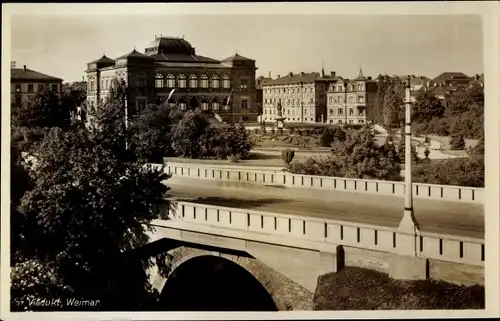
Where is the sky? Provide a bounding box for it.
[10,14,483,83]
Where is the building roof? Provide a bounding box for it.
[416,85,450,97]
[221,53,255,62]
[116,49,152,60]
[149,52,220,64]
[394,75,431,86]
[11,68,63,82]
[145,36,195,56]
[431,72,470,85]
[89,55,115,65]
[154,61,231,69]
[262,72,334,85]
[353,68,366,81]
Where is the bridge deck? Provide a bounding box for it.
[165,177,484,239]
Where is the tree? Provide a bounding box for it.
[332,128,402,181]
[412,91,445,123]
[11,88,171,311]
[374,75,391,125]
[171,109,210,158]
[383,83,403,127]
[130,103,175,163]
[281,149,295,165]
[12,86,71,130]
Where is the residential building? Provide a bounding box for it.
[261,69,335,124]
[11,64,63,107]
[326,69,376,125]
[429,72,471,88]
[85,36,258,123]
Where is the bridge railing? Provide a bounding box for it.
[154,162,484,204]
[159,201,484,267]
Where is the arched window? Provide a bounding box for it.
[329,109,334,116]
[349,96,353,103]
[155,73,164,88]
[222,75,230,89]
[166,74,176,88]
[200,74,209,88]
[178,74,187,88]
[211,74,220,88]
[201,98,209,111]
[189,74,198,88]
[179,98,187,111]
[212,98,220,111]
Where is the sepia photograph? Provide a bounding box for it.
[2,2,499,320]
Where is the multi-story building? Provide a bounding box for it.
[85,36,258,123]
[261,69,336,124]
[326,69,376,125]
[11,64,63,107]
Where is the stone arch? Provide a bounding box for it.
[149,247,313,311]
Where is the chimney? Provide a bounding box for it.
[23,65,27,71]
[277,74,280,79]
[367,76,372,80]
[300,72,304,77]
[269,71,271,78]
[330,71,336,78]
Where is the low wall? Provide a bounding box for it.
[155,201,484,268]
[154,162,484,204]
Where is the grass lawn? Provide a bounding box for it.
[313,267,484,310]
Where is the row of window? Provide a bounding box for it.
[264,87,315,95]
[329,84,365,92]
[329,119,365,124]
[264,109,314,116]
[14,83,58,93]
[328,96,365,104]
[263,117,315,122]
[155,74,240,89]
[329,108,365,116]
[264,98,315,105]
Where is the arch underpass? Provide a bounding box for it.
[159,255,278,311]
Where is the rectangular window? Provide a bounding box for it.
[240,79,248,89]
[51,84,58,92]
[338,108,343,115]
[349,108,354,116]
[359,119,365,124]
[349,120,354,124]
[241,99,248,110]
[338,120,343,124]
[28,84,34,93]
[358,96,365,103]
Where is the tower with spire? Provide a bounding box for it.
[321,61,325,78]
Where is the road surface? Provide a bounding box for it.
[164,176,484,239]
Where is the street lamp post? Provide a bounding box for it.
[399,76,419,235]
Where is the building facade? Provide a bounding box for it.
[11,65,63,107]
[326,70,376,125]
[85,36,258,123]
[261,70,335,124]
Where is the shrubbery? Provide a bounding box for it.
[287,128,401,181]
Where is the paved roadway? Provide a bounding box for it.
[164,176,484,239]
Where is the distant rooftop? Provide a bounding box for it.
[11,66,63,82]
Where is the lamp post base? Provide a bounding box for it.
[398,208,420,233]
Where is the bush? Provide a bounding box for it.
[304,129,312,137]
[253,128,259,135]
[270,128,276,135]
[413,156,484,187]
[449,133,465,150]
[296,129,303,136]
[288,127,296,135]
[281,149,295,165]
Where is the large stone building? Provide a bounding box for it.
[261,69,336,124]
[10,64,63,107]
[326,69,376,125]
[85,36,258,123]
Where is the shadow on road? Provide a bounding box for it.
[177,196,287,210]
